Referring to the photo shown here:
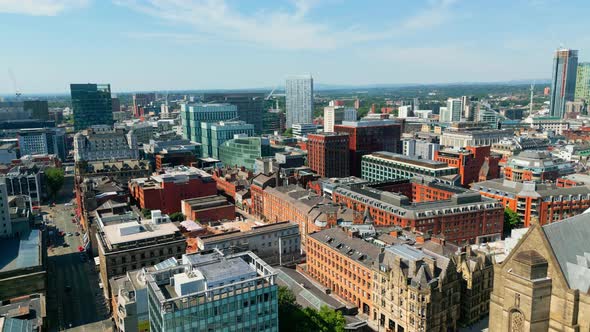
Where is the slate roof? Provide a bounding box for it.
[542,213,590,292]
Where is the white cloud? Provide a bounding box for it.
[115,0,461,50]
[0,0,89,16]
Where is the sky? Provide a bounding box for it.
[0,0,589,94]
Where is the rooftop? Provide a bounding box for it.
[309,228,382,268]
[0,230,42,273]
[472,178,590,197]
[102,219,181,247]
[365,151,455,169]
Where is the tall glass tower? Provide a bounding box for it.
[70,83,114,131]
[575,62,590,102]
[286,75,313,128]
[549,49,578,119]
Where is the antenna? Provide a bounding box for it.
[529,81,535,114]
[8,69,22,99]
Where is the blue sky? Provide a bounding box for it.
[0,0,589,94]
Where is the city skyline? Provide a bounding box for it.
[1,0,590,94]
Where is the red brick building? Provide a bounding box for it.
[129,166,217,214]
[250,173,277,219]
[333,180,503,244]
[434,146,500,187]
[307,133,350,178]
[472,179,590,227]
[155,151,197,171]
[181,195,235,223]
[307,227,380,315]
[334,120,401,176]
[211,167,253,200]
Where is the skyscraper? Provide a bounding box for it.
[549,49,578,118]
[286,75,313,128]
[441,98,462,123]
[575,62,590,101]
[70,83,114,131]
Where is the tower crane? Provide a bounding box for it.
[8,69,22,99]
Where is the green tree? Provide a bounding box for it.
[141,208,152,218]
[283,128,293,137]
[169,212,185,222]
[504,207,521,234]
[278,286,345,332]
[45,167,65,199]
[317,306,346,332]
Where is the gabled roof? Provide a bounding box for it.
[542,213,590,292]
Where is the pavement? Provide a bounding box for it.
[44,177,113,332]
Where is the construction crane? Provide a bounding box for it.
[265,84,279,100]
[8,69,22,99]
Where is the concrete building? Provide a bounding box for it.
[488,213,590,331]
[291,123,318,138]
[503,150,573,183]
[75,159,151,184]
[549,49,578,118]
[70,83,114,131]
[17,127,66,160]
[129,166,217,214]
[402,139,440,160]
[146,250,278,332]
[528,116,570,135]
[471,179,590,227]
[196,221,300,266]
[323,106,357,132]
[74,125,139,162]
[202,92,265,134]
[440,98,463,123]
[334,120,402,176]
[306,133,350,178]
[97,210,186,297]
[575,62,590,102]
[3,166,43,206]
[201,121,255,159]
[180,103,238,143]
[0,230,45,300]
[286,75,314,128]
[0,183,12,237]
[361,152,459,185]
[440,129,511,148]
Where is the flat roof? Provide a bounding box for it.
[366,151,454,169]
[102,220,180,246]
[0,230,42,273]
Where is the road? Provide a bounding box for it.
[44,176,112,332]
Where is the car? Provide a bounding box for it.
[65,203,73,206]
[63,242,69,247]
[75,232,80,236]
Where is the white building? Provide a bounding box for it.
[398,105,412,118]
[286,75,314,128]
[292,123,318,138]
[441,98,463,123]
[402,139,440,160]
[413,110,432,119]
[74,125,139,162]
[441,129,511,148]
[0,183,12,237]
[323,106,357,132]
[17,128,66,160]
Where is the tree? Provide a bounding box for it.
[141,208,152,218]
[169,212,185,222]
[504,207,521,234]
[45,167,65,199]
[283,128,293,137]
[278,286,346,332]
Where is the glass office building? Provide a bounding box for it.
[218,137,279,170]
[201,121,255,159]
[181,103,238,143]
[575,62,590,102]
[147,251,278,332]
[70,83,114,131]
[202,93,265,134]
[286,75,313,128]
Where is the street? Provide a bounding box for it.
[44,176,112,332]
